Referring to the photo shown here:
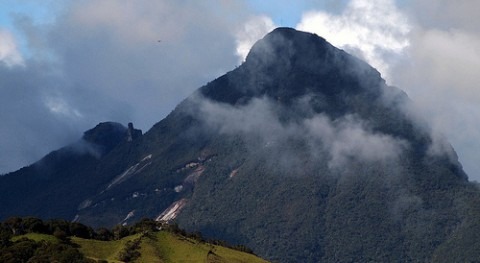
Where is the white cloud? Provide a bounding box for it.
[406,0,480,33]
[296,0,410,80]
[402,29,480,103]
[382,0,480,180]
[44,96,83,119]
[0,28,24,67]
[305,115,407,169]
[235,15,276,62]
[392,27,480,180]
[196,96,407,172]
[293,0,480,181]
[0,0,245,174]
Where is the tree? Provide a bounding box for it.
[0,224,12,248]
[2,238,38,262]
[53,228,68,242]
[23,217,47,234]
[29,242,93,263]
[95,228,113,241]
[4,216,24,235]
[112,224,131,240]
[70,222,94,239]
[132,218,158,234]
[45,219,71,235]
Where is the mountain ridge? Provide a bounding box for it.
[0,27,479,262]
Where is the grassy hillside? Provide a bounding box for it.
[73,234,141,262]
[74,231,268,263]
[11,232,60,243]
[1,217,267,263]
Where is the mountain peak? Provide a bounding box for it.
[82,122,142,154]
[83,122,126,144]
[202,28,382,106]
[245,27,328,66]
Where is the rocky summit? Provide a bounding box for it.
[1,28,480,262]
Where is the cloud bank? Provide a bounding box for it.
[293,0,480,180]
[0,0,249,174]
[196,96,407,172]
[296,0,410,80]
[391,1,480,180]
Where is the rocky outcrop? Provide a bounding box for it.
[127,122,142,142]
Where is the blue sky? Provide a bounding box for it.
[0,0,63,56]
[0,0,342,54]
[0,0,339,27]
[0,1,58,28]
[1,0,480,181]
[246,0,327,27]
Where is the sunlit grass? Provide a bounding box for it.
[73,234,140,262]
[12,233,60,243]
[71,231,268,263]
[140,231,268,263]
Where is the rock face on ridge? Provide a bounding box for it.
[1,28,480,262]
[0,122,139,220]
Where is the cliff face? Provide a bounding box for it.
[1,28,479,262]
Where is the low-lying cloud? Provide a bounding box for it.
[291,0,480,180]
[391,1,480,180]
[195,95,408,172]
[305,115,408,169]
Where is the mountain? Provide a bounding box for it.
[0,122,141,220]
[2,27,480,262]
